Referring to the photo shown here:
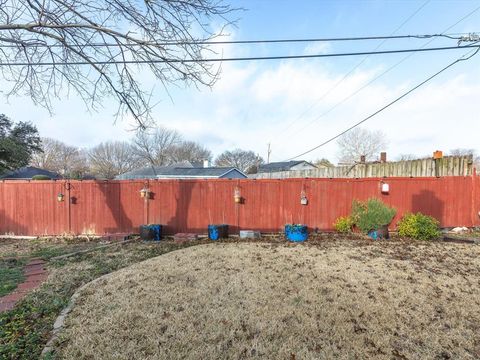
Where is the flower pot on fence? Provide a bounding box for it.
[140,224,162,241]
[208,224,228,240]
[367,224,389,240]
[285,224,308,242]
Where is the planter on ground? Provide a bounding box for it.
[208,224,228,240]
[285,224,308,242]
[367,225,389,240]
[140,224,162,241]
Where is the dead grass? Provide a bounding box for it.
[0,239,198,359]
[56,240,480,359]
[0,237,103,259]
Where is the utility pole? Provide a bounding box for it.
[267,143,271,164]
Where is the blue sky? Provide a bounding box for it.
[2,0,480,163]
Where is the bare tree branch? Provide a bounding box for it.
[0,0,236,128]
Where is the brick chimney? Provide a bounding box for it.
[380,152,387,163]
[360,155,366,163]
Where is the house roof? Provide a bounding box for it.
[258,160,315,173]
[0,166,62,180]
[116,166,246,179]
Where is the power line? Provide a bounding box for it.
[271,5,480,146]
[0,32,469,48]
[269,0,431,146]
[284,46,480,161]
[1,44,479,66]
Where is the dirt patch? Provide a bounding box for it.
[57,241,480,359]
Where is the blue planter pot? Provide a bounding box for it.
[140,224,162,241]
[208,224,228,240]
[285,224,308,242]
[367,225,389,240]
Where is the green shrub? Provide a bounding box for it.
[351,198,396,234]
[31,175,51,180]
[397,212,441,240]
[334,216,354,233]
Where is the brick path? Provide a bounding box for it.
[0,258,48,313]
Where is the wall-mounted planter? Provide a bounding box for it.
[208,224,228,240]
[140,224,162,241]
[285,224,308,242]
[367,225,389,240]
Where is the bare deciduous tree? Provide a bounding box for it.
[0,1,235,127]
[336,128,387,164]
[132,126,182,166]
[214,148,263,172]
[88,141,139,179]
[449,148,480,167]
[314,158,334,168]
[30,137,88,177]
[169,140,212,164]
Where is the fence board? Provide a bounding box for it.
[0,176,478,236]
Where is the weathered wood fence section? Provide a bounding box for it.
[251,156,473,179]
[1,175,479,236]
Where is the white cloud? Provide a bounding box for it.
[2,46,479,165]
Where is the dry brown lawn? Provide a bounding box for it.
[56,240,480,359]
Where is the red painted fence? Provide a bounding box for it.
[1,176,479,236]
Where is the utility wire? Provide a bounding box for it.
[285,46,480,161]
[0,33,469,48]
[273,4,480,146]
[269,0,431,146]
[1,44,479,66]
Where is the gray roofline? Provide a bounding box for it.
[153,168,247,179]
[219,168,248,178]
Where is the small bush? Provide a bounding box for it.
[351,198,396,234]
[397,213,441,240]
[31,175,51,180]
[334,216,354,233]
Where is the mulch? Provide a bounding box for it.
[0,258,48,313]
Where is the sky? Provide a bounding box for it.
[1,0,480,164]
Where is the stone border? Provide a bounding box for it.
[50,238,136,261]
[41,270,117,356]
[41,238,174,356]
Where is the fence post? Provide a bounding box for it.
[472,168,477,227]
[66,181,72,234]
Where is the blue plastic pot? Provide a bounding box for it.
[208,224,228,240]
[367,225,389,240]
[285,224,308,242]
[140,224,162,241]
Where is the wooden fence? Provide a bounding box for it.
[0,175,479,236]
[251,156,473,179]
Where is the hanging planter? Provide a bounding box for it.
[285,224,308,242]
[208,224,229,240]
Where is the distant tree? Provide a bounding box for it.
[214,149,264,172]
[169,141,212,164]
[89,141,140,179]
[132,127,182,167]
[314,158,334,168]
[449,148,480,168]
[30,137,87,178]
[0,114,41,173]
[396,154,417,161]
[336,128,387,164]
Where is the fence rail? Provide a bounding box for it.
[251,156,473,179]
[1,175,479,236]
